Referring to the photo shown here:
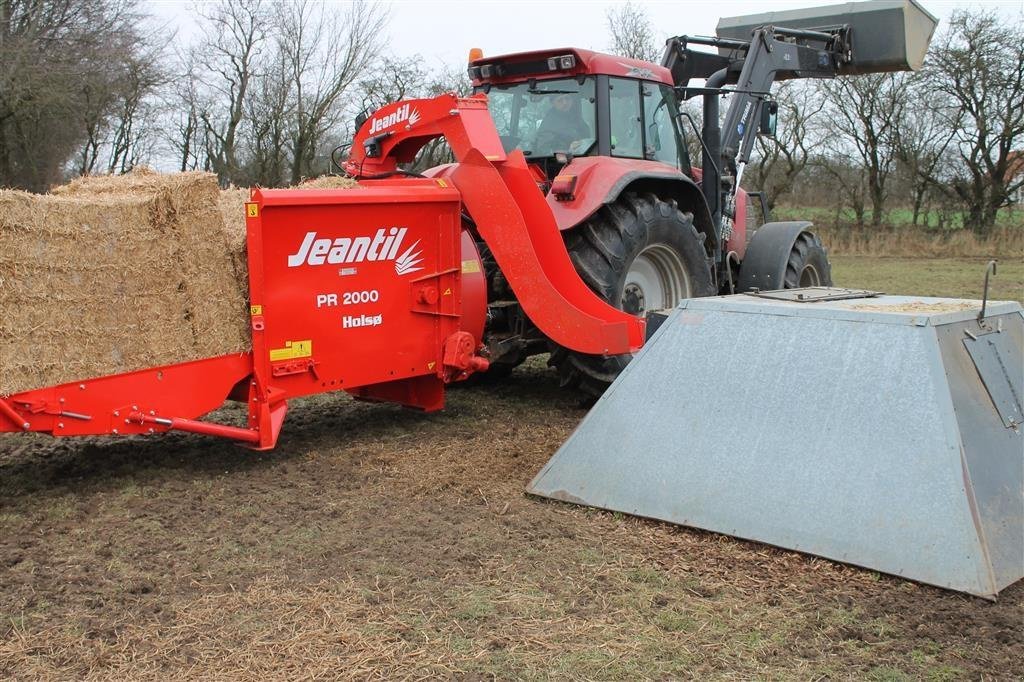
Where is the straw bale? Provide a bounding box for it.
[53,173,249,350]
[1,171,248,394]
[297,175,359,189]
[53,170,248,357]
[219,188,251,287]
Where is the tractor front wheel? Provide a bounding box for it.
[549,192,715,397]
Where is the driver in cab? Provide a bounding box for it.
[534,93,590,155]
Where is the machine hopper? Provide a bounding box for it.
[528,290,1023,599]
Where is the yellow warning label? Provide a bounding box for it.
[436,179,448,188]
[250,304,263,316]
[246,203,259,218]
[443,287,452,296]
[427,361,436,370]
[270,339,312,362]
[461,259,481,274]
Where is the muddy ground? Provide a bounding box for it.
[0,258,1021,680]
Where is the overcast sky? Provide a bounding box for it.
[143,0,1023,71]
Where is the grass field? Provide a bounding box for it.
[0,257,1021,679]
[831,256,1024,303]
[773,205,1024,231]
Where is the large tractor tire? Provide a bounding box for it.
[783,231,832,288]
[549,192,716,396]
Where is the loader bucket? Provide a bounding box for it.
[528,290,1024,599]
[716,0,939,74]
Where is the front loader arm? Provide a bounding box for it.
[661,27,847,238]
[664,27,846,171]
[345,94,644,356]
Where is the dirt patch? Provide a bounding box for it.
[0,359,1019,679]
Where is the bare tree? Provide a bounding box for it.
[171,0,384,186]
[606,1,660,63]
[427,63,471,98]
[916,11,1024,236]
[0,0,150,190]
[71,23,168,176]
[750,81,824,211]
[358,57,430,112]
[275,0,385,184]
[243,49,293,186]
[192,0,268,185]
[75,76,123,176]
[892,74,956,226]
[105,45,168,174]
[814,156,869,225]
[817,73,909,227]
[169,64,209,172]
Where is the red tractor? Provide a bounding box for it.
[347,27,843,393]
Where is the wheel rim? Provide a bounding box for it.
[621,244,691,315]
[798,263,822,287]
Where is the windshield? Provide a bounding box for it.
[478,77,596,158]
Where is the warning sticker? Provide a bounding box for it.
[461,259,481,274]
[250,304,263,316]
[246,203,259,218]
[270,339,312,362]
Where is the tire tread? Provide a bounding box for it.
[550,194,714,397]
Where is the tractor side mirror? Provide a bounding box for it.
[759,101,778,138]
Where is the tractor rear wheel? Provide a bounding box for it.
[784,231,832,288]
[549,192,715,396]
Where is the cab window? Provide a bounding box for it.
[608,78,643,159]
[480,77,596,158]
[643,84,686,169]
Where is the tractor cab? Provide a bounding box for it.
[469,49,692,180]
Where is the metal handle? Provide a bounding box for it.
[979,260,997,322]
